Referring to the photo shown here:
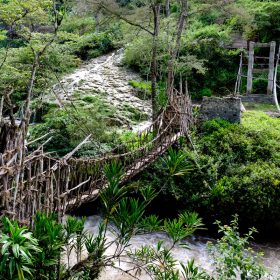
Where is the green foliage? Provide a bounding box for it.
[110,197,147,239]
[60,16,96,36]
[0,42,79,107]
[98,162,209,279]
[181,259,211,280]
[0,4,121,114]
[0,218,40,280]
[145,112,280,232]
[164,211,202,244]
[102,162,156,241]
[129,80,151,92]
[122,103,149,122]
[194,113,280,228]
[122,0,279,97]
[129,79,152,100]
[82,95,97,103]
[123,30,210,95]
[69,30,117,60]
[123,35,153,75]
[161,148,193,177]
[0,160,273,279]
[153,148,193,200]
[29,99,118,156]
[139,215,162,232]
[32,213,65,279]
[239,0,280,41]
[193,88,212,99]
[208,215,265,280]
[130,241,181,280]
[0,0,52,27]
[0,213,107,280]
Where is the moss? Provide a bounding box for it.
[72,91,83,99]
[129,80,152,92]
[82,95,98,103]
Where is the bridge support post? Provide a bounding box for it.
[246,41,255,94]
[268,41,276,95]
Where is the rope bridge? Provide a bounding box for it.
[0,94,192,224]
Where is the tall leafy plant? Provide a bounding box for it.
[0,217,40,280]
[32,213,65,280]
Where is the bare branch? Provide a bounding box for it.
[63,134,92,162]
[0,47,9,70]
[60,177,92,198]
[97,2,154,36]
[27,132,51,146]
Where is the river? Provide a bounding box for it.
[67,215,280,279]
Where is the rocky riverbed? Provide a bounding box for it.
[49,50,152,130]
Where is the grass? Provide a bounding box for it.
[242,110,280,133]
[243,102,278,112]
[122,104,149,122]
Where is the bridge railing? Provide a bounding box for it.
[0,94,193,224]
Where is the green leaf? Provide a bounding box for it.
[12,244,20,258]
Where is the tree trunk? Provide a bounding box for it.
[151,4,161,123]
[165,0,170,17]
[95,8,101,32]
[167,0,188,100]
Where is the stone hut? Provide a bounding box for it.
[198,96,242,123]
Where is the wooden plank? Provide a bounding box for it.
[255,56,270,60]
[253,68,269,73]
[255,42,271,48]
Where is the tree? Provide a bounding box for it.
[166,0,189,99]
[90,0,163,122]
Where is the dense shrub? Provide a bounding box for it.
[142,112,280,235]
[123,18,238,97]
[60,16,96,35]
[67,28,120,60]
[29,98,118,156]
[208,215,265,279]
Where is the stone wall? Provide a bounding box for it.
[199,96,241,123]
[240,94,274,104]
